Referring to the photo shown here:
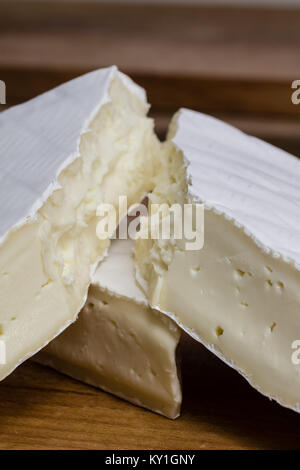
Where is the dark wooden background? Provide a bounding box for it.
[1,1,300,152]
[2,337,300,450]
[1,1,300,450]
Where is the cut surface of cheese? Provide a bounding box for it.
[0,67,159,381]
[36,239,181,419]
[134,108,300,413]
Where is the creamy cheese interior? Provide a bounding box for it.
[0,77,159,380]
[37,239,181,419]
[134,112,300,412]
[3,72,300,417]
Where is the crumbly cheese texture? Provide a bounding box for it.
[36,239,181,419]
[0,67,160,381]
[135,108,300,412]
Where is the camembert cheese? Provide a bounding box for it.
[135,109,300,413]
[0,67,159,380]
[37,239,181,419]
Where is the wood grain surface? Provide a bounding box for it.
[1,1,300,154]
[1,2,300,81]
[1,336,300,450]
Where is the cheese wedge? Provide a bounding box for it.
[36,239,181,419]
[135,109,300,413]
[0,66,159,380]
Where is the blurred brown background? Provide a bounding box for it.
[1,0,300,153]
[1,0,300,450]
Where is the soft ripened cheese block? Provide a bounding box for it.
[36,239,181,419]
[135,109,300,413]
[0,66,159,381]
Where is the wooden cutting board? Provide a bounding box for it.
[1,1,300,153]
[1,336,300,450]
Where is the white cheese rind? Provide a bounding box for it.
[0,67,145,241]
[0,67,157,381]
[175,109,300,268]
[136,109,300,413]
[37,240,182,419]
